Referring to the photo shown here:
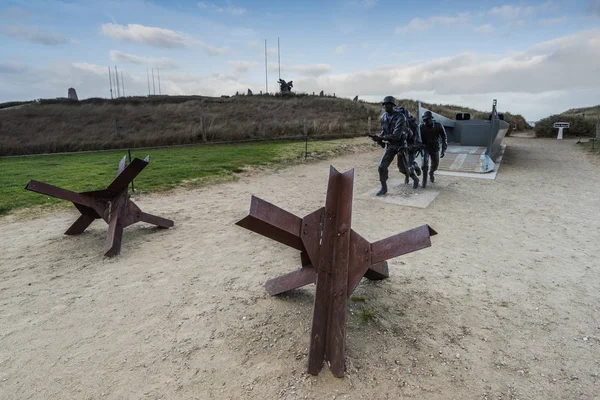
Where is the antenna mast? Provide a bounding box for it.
[265,39,268,94]
[115,66,120,97]
[151,68,156,95]
[147,69,151,96]
[121,70,125,97]
[157,67,161,95]
[108,66,113,99]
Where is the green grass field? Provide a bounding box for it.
[0,138,364,216]
[578,139,600,154]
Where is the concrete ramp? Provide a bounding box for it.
[435,144,506,180]
[438,145,495,173]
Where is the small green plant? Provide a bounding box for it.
[360,307,375,324]
[350,295,366,303]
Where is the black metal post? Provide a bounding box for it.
[128,148,135,192]
[304,120,308,159]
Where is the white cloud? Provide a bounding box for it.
[72,62,107,76]
[247,40,276,56]
[536,17,568,26]
[228,60,257,73]
[290,29,600,113]
[198,41,230,56]
[488,5,534,19]
[335,45,348,55]
[3,29,598,121]
[509,20,528,28]
[100,23,188,48]
[271,63,333,77]
[211,72,238,81]
[396,13,470,34]
[197,1,246,15]
[100,23,229,55]
[475,24,494,35]
[0,60,253,101]
[109,50,180,68]
[488,2,559,20]
[540,1,561,12]
[292,64,333,77]
[2,25,68,45]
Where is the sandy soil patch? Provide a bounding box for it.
[1,137,599,399]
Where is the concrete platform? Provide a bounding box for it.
[435,144,506,180]
[358,178,441,209]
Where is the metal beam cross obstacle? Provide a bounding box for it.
[25,155,174,257]
[235,166,437,378]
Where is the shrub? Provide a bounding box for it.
[534,115,596,138]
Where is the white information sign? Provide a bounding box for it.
[554,122,569,139]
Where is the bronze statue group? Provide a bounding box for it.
[370,96,448,196]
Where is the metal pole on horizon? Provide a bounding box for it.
[152,68,156,95]
[157,67,161,95]
[121,71,125,97]
[115,66,120,98]
[147,69,151,96]
[265,39,268,94]
[278,37,281,80]
[108,66,113,99]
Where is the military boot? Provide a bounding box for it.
[404,175,409,185]
[413,162,421,176]
[411,172,419,189]
[429,171,435,183]
[376,182,388,196]
[421,167,428,188]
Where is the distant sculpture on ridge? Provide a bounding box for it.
[68,88,78,101]
[277,78,293,93]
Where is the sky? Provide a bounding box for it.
[0,0,599,120]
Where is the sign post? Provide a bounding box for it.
[554,122,570,140]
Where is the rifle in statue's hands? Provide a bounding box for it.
[368,134,386,148]
[409,143,426,154]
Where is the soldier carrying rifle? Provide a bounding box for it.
[369,96,420,195]
[419,110,448,187]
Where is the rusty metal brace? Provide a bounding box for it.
[236,165,437,377]
[25,155,173,257]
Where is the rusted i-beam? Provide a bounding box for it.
[25,155,173,257]
[236,165,437,377]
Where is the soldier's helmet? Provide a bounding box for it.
[382,96,396,106]
[422,110,434,120]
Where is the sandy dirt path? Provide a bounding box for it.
[0,137,599,399]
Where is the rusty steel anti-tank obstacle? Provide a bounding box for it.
[25,155,173,257]
[236,165,437,377]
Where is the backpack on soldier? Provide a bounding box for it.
[395,107,419,141]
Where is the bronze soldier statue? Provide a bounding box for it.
[278,78,293,93]
[394,105,422,184]
[419,110,448,188]
[369,96,420,195]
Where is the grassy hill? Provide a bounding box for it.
[560,105,600,119]
[0,94,530,156]
[533,104,600,138]
[395,99,531,133]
